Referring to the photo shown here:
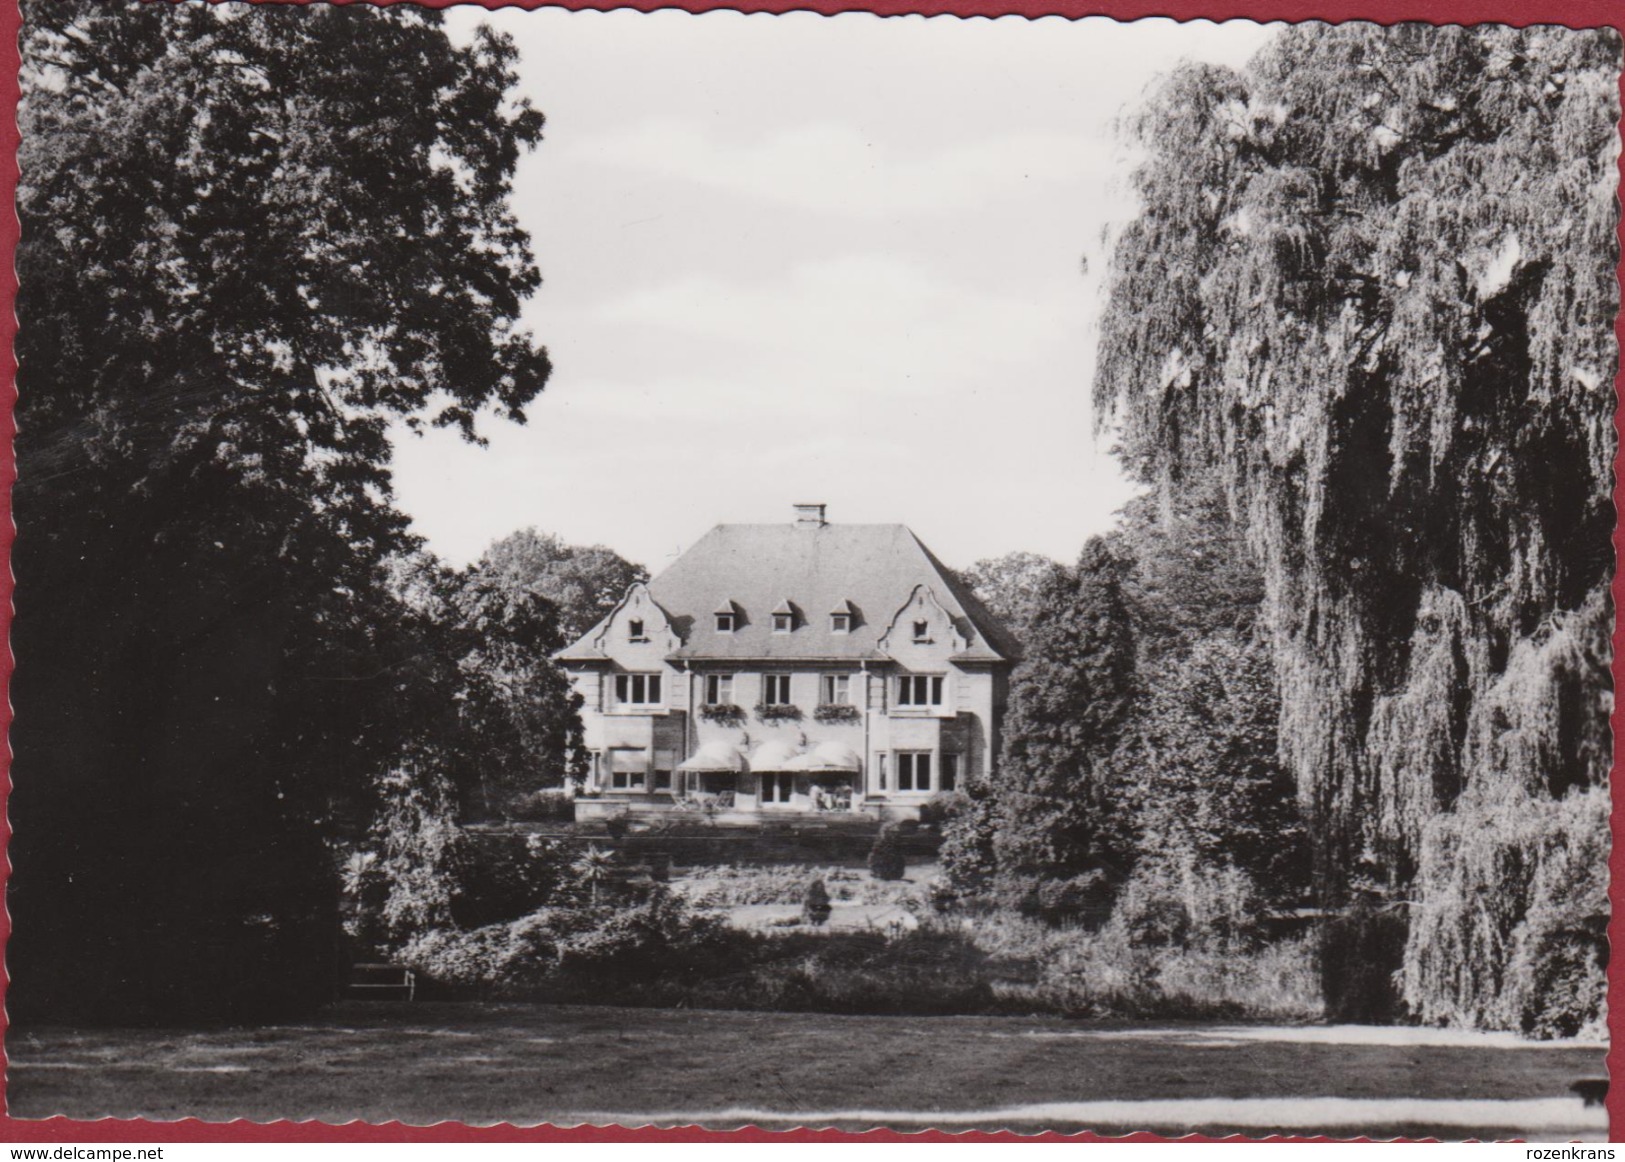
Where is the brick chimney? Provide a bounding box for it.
[794,503,827,527]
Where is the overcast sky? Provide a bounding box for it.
[389,11,1276,574]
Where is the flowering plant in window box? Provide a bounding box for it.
[699,702,747,726]
[813,702,861,724]
[754,701,803,724]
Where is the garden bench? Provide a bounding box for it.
[348,962,416,1002]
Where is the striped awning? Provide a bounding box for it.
[786,741,863,774]
[678,742,745,773]
[748,741,802,771]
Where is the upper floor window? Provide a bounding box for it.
[614,672,662,707]
[896,674,944,708]
[715,613,736,633]
[830,613,851,634]
[628,618,647,642]
[705,673,734,706]
[821,674,851,705]
[911,619,930,643]
[762,673,793,705]
[897,751,932,793]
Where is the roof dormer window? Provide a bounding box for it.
[830,613,851,634]
[628,618,648,642]
[714,600,739,634]
[912,619,930,643]
[716,613,735,633]
[772,599,796,634]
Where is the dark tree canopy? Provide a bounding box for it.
[990,538,1137,894]
[10,0,552,1022]
[1107,473,1306,908]
[1095,23,1617,1031]
[440,555,589,816]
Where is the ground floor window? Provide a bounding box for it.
[608,749,648,791]
[760,771,794,804]
[896,751,932,793]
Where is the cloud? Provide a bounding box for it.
[562,118,1113,218]
[591,253,1065,392]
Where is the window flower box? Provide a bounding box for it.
[754,702,803,724]
[699,702,748,726]
[813,702,861,724]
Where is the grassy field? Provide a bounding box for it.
[6,1002,1606,1140]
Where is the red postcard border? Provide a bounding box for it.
[0,0,1617,1146]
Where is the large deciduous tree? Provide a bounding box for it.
[476,528,649,643]
[1095,23,1616,1031]
[10,0,551,1021]
[958,551,1068,643]
[1111,478,1307,913]
[441,557,590,818]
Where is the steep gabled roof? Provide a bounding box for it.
[556,523,1019,664]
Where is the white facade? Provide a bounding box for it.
[556,512,1014,819]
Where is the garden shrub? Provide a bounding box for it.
[918,792,964,829]
[452,833,577,929]
[674,864,918,908]
[1028,928,1322,1022]
[1003,871,1116,926]
[937,786,999,899]
[505,789,575,823]
[401,892,748,997]
[868,825,906,881]
[1110,856,1265,952]
[802,879,832,926]
[555,891,739,986]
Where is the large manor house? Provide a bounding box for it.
[555,505,1018,821]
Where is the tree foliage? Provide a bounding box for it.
[1095,23,1618,1028]
[1124,630,1309,905]
[10,0,550,1022]
[990,539,1137,899]
[399,552,590,819]
[959,551,1068,642]
[1110,477,1307,906]
[477,527,649,643]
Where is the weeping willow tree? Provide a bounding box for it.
[1095,23,1617,1032]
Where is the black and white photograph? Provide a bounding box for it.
[3,0,1618,1142]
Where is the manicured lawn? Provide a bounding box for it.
[6,1002,1606,1140]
